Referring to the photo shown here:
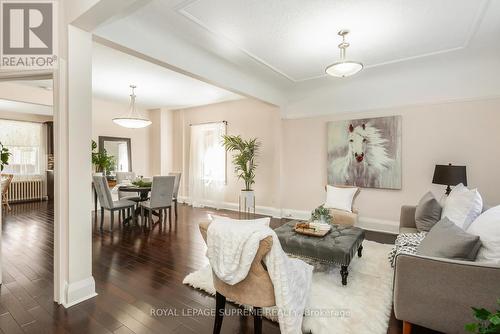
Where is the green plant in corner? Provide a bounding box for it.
[222,135,261,191]
[0,141,11,172]
[465,298,500,334]
[311,205,332,223]
[91,140,116,174]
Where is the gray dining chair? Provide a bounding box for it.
[93,175,136,231]
[115,171,141,222]
[140,176,175,228]
[168,172,182,217]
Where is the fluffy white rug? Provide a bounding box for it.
[183,240,394,334]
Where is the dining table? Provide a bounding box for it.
[117,184,162,225]
[118,185,151,201]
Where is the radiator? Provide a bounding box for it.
[8,175,44,203]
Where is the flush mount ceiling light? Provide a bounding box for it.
[113,85,152,129]
[325,30,363,78]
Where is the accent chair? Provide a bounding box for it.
[198,220,275,334]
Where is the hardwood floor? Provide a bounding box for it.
[0,201,440,334]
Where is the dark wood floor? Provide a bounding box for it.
[0,201,439,334]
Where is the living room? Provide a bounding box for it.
[0,1,499,334]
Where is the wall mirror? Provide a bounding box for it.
[98,136,132,172]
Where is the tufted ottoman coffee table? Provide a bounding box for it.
[275,221,365,285]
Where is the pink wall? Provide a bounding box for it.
[281,97,500,224]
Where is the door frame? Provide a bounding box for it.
[0,70,63,303]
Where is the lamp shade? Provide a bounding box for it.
[432,164,467,186]
[325,61,363,77]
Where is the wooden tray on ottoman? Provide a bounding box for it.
[294,223,331,237]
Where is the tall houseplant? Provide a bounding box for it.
[222,135,261,210]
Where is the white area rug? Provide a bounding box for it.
[183,240,394,334]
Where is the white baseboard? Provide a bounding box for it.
[179,197,399,234]
[178,196,282,218]
[63,276,97,308]
[357,217,399,234]
[280,207,399,234]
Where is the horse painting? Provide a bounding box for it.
[327,116,402,189]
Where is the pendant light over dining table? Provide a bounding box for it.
[112,85,152,129]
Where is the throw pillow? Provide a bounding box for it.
[417,217,482,261]
[414,191,442,232]
[467,205,500,264]
[441,183,483,230]
[324,185,359,212]
[209,215,271,227]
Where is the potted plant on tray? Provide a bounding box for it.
[222,134,261,211]
[311,205,332,224]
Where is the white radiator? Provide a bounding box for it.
[8,175,44,203]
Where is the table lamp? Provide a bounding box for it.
[432,163,467,195]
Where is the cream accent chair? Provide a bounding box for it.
[324,185,360,225]
[199,221,275,334]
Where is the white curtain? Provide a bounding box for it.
[188,122,226,208]
[0,119,43,176]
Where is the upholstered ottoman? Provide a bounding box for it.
[275,221,365,285]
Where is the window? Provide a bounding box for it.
[0,120,43,175]
[188,122,226,208]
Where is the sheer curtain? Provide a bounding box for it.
[188,122,226,208]
[0,119,44,176]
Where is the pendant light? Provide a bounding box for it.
[113,85,152,129]
[325,30,363,78]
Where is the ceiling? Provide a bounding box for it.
[176,0,488,81]
[0,99,52,116]
[9,79,53,91]
[92,42,242,109]
[96,0,494,85]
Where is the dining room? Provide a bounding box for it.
[90,41,242,231]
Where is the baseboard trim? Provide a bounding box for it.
[357,217,399,234]
[282,207,399,234]
[178,196,282,218]
[63,276,97,308]
[178,197,399,234]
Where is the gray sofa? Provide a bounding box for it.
[393,205,500,334]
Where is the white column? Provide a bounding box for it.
[54,24,96,307]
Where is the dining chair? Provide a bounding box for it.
[93,175,136,231]
[168,172,181,217]
[115,171,141,221]
[140,176,175,228]
[1,174,14,212]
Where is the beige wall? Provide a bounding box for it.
[92,97,151,176]
[282,97,500,225]
[173,98,281,209]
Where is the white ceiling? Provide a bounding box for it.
[97,0,494,85]
[92,42,242,109]
[177,0,488,81]
[0,99,52,116]
[9,79,53,91]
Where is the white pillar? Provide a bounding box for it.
[54,24,96,307]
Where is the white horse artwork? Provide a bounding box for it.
[327,116,402,189]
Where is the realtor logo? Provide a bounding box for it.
[1,0,57,69]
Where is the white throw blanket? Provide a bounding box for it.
[207,219,313,334]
